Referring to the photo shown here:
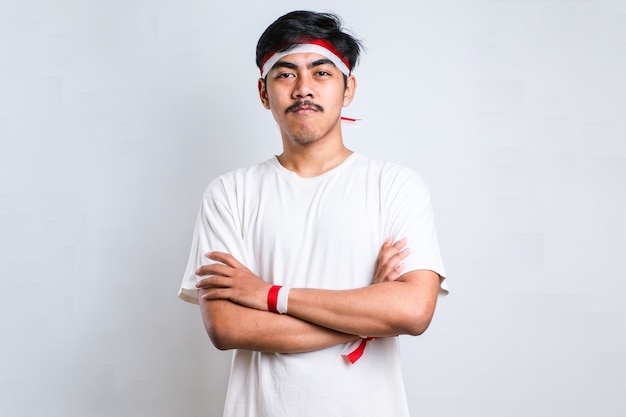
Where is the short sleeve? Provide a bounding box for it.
[178,180,247,304]
[382,166,448,295]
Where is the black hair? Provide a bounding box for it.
[256,11,363,72]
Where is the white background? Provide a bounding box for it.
[1,1,625,416]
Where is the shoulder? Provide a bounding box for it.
[353,153,429,192]
[203,158,276,201]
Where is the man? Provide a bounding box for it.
[179,10,448,417]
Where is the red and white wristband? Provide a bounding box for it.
[267,285,290,314]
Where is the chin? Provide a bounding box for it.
[288,128,324,145]
[291,136,321,145]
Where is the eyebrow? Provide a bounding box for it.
[271,58,336,72]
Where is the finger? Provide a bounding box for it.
[199,287,231,301]
[375,237,394,272]
[387,247,411,271]
[206,251,245,269]
[391,237,408,251]
[381,237,408,267]
[375,237,406,274]
[376,247,411,282]
[195,275,230,289]
[395,246,411,262]
[389,260,406,280]
[376,237,392,261]
[195,263,233,277]
[376,261,406,283]
[377,237,407,263]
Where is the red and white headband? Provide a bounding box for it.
[260,39,351,78]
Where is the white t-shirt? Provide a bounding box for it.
[179,153,447,417]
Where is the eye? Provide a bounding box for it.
[314,67,336,78]
[275,72,295,79]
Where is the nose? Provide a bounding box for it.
[292,74,315,99]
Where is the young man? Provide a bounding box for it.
[179,10,448,417]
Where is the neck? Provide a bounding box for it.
[277,140,353,178]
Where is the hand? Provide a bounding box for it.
[372,237,410,284]
[195,252,272,311]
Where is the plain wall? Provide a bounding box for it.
[1,0,625,416]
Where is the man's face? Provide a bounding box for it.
[258,52,356,146]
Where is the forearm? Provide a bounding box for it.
[286,270,440,337]
[194,253,440,344]
[199,297,359,353]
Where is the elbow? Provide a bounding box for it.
[200,299,240,351]
[392,270,440,336]
[398,306,435,336]
[206,322,235,351]
[405,318,431,336]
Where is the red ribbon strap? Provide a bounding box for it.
[342,337,375,364]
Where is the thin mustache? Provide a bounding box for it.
[286,101,324,114]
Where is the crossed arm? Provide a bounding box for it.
[196,238,441,353]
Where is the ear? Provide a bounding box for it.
[258,78,271,109]
[342,75,357,107]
